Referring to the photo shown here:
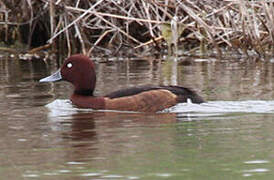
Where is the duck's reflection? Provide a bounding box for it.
[61,113,97,142]
[46,108,179,166]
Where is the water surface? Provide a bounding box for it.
[1,56,274,179]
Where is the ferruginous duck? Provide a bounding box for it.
[40,54,204,112]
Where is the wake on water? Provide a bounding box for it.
[45,99,274,117]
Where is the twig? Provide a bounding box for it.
[66,6,167,24]
[87,29,115,56]
[28,43,52,54]
[134,36,164,49]
[0,47,18,54]
[48,0,104,43]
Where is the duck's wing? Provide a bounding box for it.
[105,85,159,98]
[104,89,178,112]
[105,85,204,103]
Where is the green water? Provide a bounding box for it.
[1,56,274,179]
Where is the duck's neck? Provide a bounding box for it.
[74,89,94,96]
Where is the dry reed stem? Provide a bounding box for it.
[1,0,274,57]
[134,36,164,49]
[28,43,51,54]
[48,0,105,43]
[87,29,115,56]
[66,6,165,24]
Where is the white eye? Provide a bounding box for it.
[67,63,72,68]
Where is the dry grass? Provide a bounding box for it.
[1,0,274,58]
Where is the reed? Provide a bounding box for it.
[0,0,274,58]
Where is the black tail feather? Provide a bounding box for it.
[160,85,204,103]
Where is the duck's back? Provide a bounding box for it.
[105,85,204,104]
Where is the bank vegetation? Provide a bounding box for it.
[0,0,274,58]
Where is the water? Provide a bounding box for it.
[1,56,274,179]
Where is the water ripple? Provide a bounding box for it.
[244,160,269,164]
[243,168,270,173]
[171,100,274,114]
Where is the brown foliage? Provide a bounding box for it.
[0,0,274,57]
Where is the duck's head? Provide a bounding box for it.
[40,54,96,96]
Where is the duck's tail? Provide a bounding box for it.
[160,85,205,103]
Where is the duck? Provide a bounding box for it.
[40,54,204,112]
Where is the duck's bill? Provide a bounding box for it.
[39,69,62,82]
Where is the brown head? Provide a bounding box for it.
[40,54,97,96]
